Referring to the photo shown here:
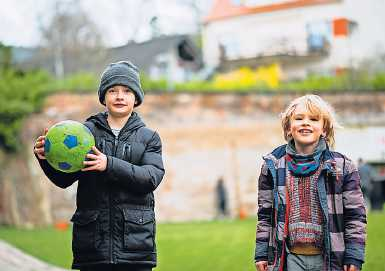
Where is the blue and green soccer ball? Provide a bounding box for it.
[44,120,95,173]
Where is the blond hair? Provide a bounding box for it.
[280,94,341,148]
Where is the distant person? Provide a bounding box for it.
[358,158,375,210]
[33,61,165,271]
[255,95,366,271]
[215,177,228,218]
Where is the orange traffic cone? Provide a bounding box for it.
[239,206,248,220]
[54,221,69,231]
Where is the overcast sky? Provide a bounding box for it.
[0,0,213,47]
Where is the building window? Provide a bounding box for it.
[306,20,332,52]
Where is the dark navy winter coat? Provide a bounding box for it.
[37,112,165,269]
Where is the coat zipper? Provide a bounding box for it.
[319,170,331,270]
[110,136,119,263]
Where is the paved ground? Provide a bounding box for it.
[0,240,71,271]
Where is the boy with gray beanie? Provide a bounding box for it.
[34,61,165,271]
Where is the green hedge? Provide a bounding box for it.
[48,72,98,93]
[170,73,385,93]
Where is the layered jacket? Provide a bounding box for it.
[37,112,165,269]
[255,145,366,271]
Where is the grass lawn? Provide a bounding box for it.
[0,213,384,270]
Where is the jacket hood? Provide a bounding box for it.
[86,111,145,134]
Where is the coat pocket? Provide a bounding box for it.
[122,208,155,252]
[71,210,100,252]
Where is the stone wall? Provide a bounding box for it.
[15,92,385,223]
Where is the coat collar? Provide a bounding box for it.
[263,144,338,175]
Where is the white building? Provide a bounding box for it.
[202,0,385,79]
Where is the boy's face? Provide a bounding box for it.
[289,103,325,151]
[105,85,136,118]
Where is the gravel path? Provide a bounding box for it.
[0,240,71,271]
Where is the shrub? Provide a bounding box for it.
[0,69,53,151]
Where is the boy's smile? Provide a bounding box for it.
[289,103,325,154]
[298,128,312,134]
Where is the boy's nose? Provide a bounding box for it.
[116,91,124,98]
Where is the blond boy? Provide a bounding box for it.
[255,95,366,271]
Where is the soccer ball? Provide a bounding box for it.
[44,120,95,173]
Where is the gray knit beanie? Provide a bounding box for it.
[98,61,144,107]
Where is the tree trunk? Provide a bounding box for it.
[0,149,52,227]
[26,145,52,226]
[0,175,21,226]
[0,151,20,226]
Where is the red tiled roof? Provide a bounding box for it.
[204,0,341,23]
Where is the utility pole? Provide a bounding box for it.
[53,1,64,78]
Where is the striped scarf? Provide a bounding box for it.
[285,138,326,176]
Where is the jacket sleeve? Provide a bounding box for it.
[255,162,274,262]
[342,158,367,269]
[105,131,165,194]
[35,154,79,189]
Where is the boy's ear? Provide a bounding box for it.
[286,125,292,137]
[322,127,327,137]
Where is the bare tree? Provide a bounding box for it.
[39,0,105,77]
